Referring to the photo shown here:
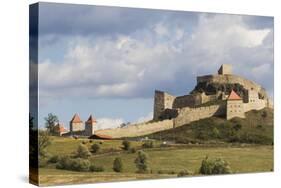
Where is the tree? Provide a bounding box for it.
[76,144,91,159]
[122,140,131,151]
[91,143,100,153]
[134,150,149,173]
[38,130,52,158]
[44,113,59,134]
[113,157,123,172]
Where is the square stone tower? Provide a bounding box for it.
[218,64,232,75]
[85,115,97,136]
[70,113,84,133]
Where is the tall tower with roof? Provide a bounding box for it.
[226,90,245,120]
[70,113,84,133]
[85,115,97,136]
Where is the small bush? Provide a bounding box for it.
[48,155,61,163]
[135,150,149,173]
[76,144,91,159]
[177,169,193,177]
[130,147,137,153]
[89,140,93,143]
[122,140,131,151]
[91,143,100,153]
[233,124,242,131]
[199,156,232,175]
[89,164,104,172]
[82,141,87,144]
[56,156,91,172]
[212,127,220,138]
[142,141,154,148]
[71,158,91,172]
[113,157,123,172]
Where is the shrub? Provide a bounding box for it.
[70,158,91,172]
[130,147,137,153]
[76,144,91,159]
[212,127,220,138]
[122,140,131,151]
[48,155,61,163]
[91,143,100,153]
[56,156,73,170]
[142,141,154,148]
[89,164,104,172]
[113,157,123,172]
[82,141,87,144]
[233,124,242,131]
[56,156,91,172]
[177,169,193,177]
[135,150,149,173]
[199,156,232,175]
[89,140,93,143]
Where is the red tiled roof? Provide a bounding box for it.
[94,134,112,139]
[70,113,83,123]
[86,115,97,124]
[228,90,242,100]
[55,123,67,133]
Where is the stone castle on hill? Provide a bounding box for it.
[153,64,273,123]
[57,64,273,138]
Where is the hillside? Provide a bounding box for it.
[135,108,273,145]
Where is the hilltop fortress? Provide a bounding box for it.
[67,64,273,138]
[153,64,272,123]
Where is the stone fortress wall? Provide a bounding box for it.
[95,120,174,138]
[174,104,226,127]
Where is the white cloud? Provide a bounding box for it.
[134,112,153,124]
[96,118,124,130]
[39,14,273,102]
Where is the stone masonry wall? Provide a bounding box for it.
[95,120,174,138]
[174,104,226,127]
[70,122,84,132]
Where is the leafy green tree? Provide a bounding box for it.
[134,150,149,173]
[38,130,51,157]
[76,144,91,159]
[44,113,59,134]
[91,143,100,153]
[122,140,131,151]
[113,157,123,172]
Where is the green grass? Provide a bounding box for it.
[41,136,273,186]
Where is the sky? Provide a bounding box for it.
[36,2,274,130]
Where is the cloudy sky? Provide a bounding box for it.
[37,2,273,129]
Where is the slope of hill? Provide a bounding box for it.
[136,108,273,145]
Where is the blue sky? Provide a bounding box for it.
[37,2,274,129]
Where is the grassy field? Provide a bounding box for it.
[40,137,273,186]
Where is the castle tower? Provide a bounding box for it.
[84,115,97,136]
[218,64,232,75]
[153,90,175,120]
[70,113,84,133]
[226,90,245,120]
